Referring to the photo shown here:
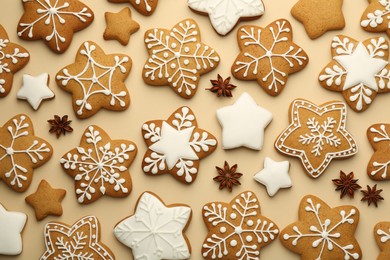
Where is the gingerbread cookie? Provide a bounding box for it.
[319,35,390,112]
[17,0,94,54]
[108,0,159,16]
[114,191,192,259]
[231,19,308,96]
[275,99,358,178]
[60,125,137,204]
[142,106,217,184]
[0,25,29,97]
[375,221,390,260]
[143,19,220,99]
[202,191,279,259]
[187,0,265,36]
[41,216,114,260]
[281,195,361,259]
[361,0,390,37]
[56,41,132,119]
[0,114,52,192]
[291,0,345,39]
[367,124,390,181]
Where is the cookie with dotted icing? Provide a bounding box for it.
[142,18,220,99]
[41,216,115,260]
[201,191,279,259]
[374,221,390,260]
[107,0,159,16]
[367,123,390,181]
[361,0,390,37]
[274,99,358,178]
[60,125,137,204]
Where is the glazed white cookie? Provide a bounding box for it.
[17,73,54,110]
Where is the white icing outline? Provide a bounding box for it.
[17,73,54,110]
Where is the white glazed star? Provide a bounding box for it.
[254,157,292,196]
[0,204,27,255]
[17,73,54,110]
[216,92,272,150]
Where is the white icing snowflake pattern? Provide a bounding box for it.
[367,124,390,180]
[361,0,390,31]
[114,192,192,260]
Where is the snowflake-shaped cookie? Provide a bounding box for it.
[60,125,137,204]
[41,216,114,260]
[361,0,390,37]
[142,106,217,184]
[275,99,358,178]
[232,19,308,96]
[108,0,159,16]
[187,0,265,36]
[202,191,279,259]
[375,221,390,260]
[114,192,192,259]
[0,114,52,192]
[319,35,390,112]
[56,41,132,119]
[281,195,361,260]
[143,19,220,99]
[367,124,390,181]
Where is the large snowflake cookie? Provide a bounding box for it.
[274,99,358,178]
[142,19,220,99]
[280,195,361,260]
[56,41,132,119]
[41,216,115,260]
[60,125,137,204]
[375,221,390,260]
[114,191,192,259]
[17,0,94,54]
[0,114,52,192]
[231,19,309,96]
[187,0,265,36]
[142,106,217,184]
[367,123,390,181]
[201,191,279,259]
[319,35,390,112]
[361,0,390,37]
[107,0,159,16]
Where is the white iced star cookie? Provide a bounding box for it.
[0,204,27,256]
[216,92,272,150]
[17,73,54,110]
[253,157,292,196]
[187,0,265,36]
[114,192,192,260]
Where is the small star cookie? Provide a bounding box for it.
[374,221,390,260]
[367,123,390,181]
[361,0,390,37]
[108,0,159,16]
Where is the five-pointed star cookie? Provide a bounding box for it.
[361,0,390,36]
[0,114,52,192]
[0,25,29,98]
[25,180,66,221]
[41,216,115,260]
[281,195,361,260]
[374,221,390,260]
[291,0,345,39]
[187,0,265,36]
[367,123,390,181]
[143,19,220,99]
[232,19,309,96]
[103,7,140,46]
[114,191,192,259]
[0,204,27,256]
[60,125,137,204]
[56,41,132,119]
[108,0,159,16]
[216,92,272,150]
[274,99,358,178]
[142,106,217,184]
[17,0,94,53]
[319,35,390,112]
[253,157,292,196]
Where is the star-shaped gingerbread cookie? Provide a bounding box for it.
[361,0,390,36]
[107,0,159,16]
[367,124,390,181]
[375,221,390,260]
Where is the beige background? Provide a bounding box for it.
[1,0,390,259]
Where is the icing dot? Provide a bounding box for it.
[246,235,253,242]
[5,147,14,155]
[230,213,237,219]
[247,220,254,227]
[163,52,169,58]
[234,227,242,234]
[171,43,177,48]
[230,240,237,247]
[184,59,189,65]
[220,227,226,233]
[174,52,180,58]
[184,47,190,53]
[170,63,176,69]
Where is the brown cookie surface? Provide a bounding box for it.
[108,0,159,16]
[375,221,390,260]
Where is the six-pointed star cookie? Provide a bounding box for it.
[291,0,345,39]
[216,92,272,150]
[361,0,390,37]
[367,123,390,181]
[56,41,132,119]
[142,106,217,184]
[319,35,390,112]
[108,0,159,16]
[274,99,358,178]
[41,216,115,260]
[187,0,265,36]
[17,0,94,53]
[374,221,390,260]
[281,195,362,260]
[114,191,192,259]
[143,19,220,99]
[0,204,27,256]
[254,157,292,196]
[232,19,309,96]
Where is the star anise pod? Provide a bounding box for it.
[332,171,361,198]
[48,115,73,138]
[213,161,242,192]
[361,184,384,207]
[206,74,237,97]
